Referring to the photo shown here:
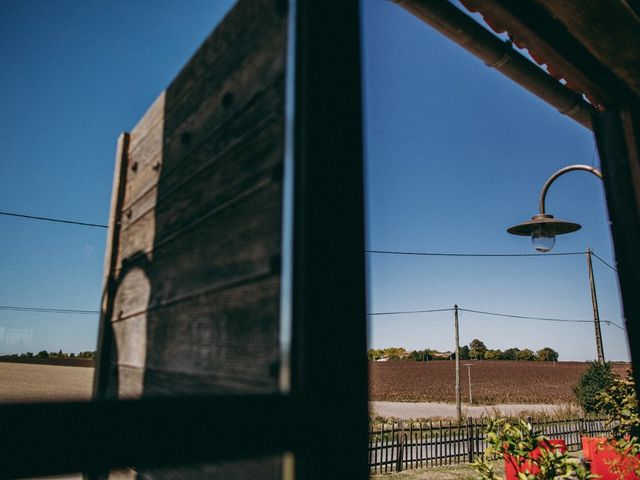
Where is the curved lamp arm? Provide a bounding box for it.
[539,164,603,214]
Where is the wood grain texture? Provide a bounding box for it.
[98,0,286,398]
[96,1,288,476]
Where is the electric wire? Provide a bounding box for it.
[591,251,618,273]
[0,305,100,315]
[0,211,107,229]
[369,305,625,331]
[366,249,584,257]
[367,307,453,316]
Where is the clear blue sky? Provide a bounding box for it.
[363,1,628,361]
[0,1,629,361]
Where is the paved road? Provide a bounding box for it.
[370,401,574,419]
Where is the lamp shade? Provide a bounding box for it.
[507,214,581,236]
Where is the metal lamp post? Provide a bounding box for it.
[507,164,602,253]
[507,164,606,363]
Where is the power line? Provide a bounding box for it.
[0,211,107,229]
[459,307,595,324]
[367,307,453,316]
[368,305,625,330]
[0,305,100,315]
[459,307,625,330]
[591,251,618,273]
[366,249,585,257]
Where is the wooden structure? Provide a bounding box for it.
[0,0,639,479]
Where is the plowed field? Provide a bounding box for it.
[369,360,631,404]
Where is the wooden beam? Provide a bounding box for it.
[291,1,369,479]
[0,395,296,479]
[593,108,640,397]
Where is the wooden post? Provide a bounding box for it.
[466,417,474,463]
[586,249,606,363]
[454,305,461,424]
[93,132,130,400]
[396,421,405,471]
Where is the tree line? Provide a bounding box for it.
[368,339,559,362]
[3,350,96,360]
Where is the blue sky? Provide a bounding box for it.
[0,1,629,361]
[362,1,628,361]
[0,1,235,354]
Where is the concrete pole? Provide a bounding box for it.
[586,249,605,363]
[454,305,461,423]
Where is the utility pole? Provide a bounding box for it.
[454,305,461,423]
[586,248,605,363]
[464,364,473,404]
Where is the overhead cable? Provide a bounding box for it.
[0,211,107,229]
[591,251,618,273]
[0,305,100,315]
[367,307,453,316]
[366,249,584,257]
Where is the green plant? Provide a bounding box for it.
[573,361,614,413]
[472,418,591,479]
[595,369,640,478]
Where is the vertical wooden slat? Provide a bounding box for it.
[467,417,474,463]
[420,422,424,468]
[383,423,387,473]
[93,132,130,400]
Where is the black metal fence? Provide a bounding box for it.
[368,416,610,474]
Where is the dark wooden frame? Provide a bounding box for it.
[0,2,369,479]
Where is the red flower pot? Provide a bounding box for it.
[504,439,567,479]
[582,436,639,480]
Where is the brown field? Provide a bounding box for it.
[369,360,631,404]
[0,363,93,403]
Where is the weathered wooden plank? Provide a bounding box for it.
[117,83,284,260]
[116,364,145,399]
[164,0,287,139]
[111,181,281,318]
[121,15,285,214]
[129,92,166,154]
[94,133,130,400]
[110,275,279,394]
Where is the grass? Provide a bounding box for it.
[370,460,503,480]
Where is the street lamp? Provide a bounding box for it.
[507,164,607,363]
[507,165,603,253]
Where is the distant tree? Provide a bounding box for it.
[469,339,487,360]
[459,345,470,360]
[36,350,49,358]
[409,349,432,361]
[503,348,520,360]
[368,349,383,361]
[574,361,614,413]
[516,348,535,361]
[368,347,409,361]
[77,351,96,359]
[25,352,33,358]
[69,352,75,358]
[484,349,503,360]
[536,347,559,361]
[381,347,409,360]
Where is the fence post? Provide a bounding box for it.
[466,417,474,463]
[396,420,405,472]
